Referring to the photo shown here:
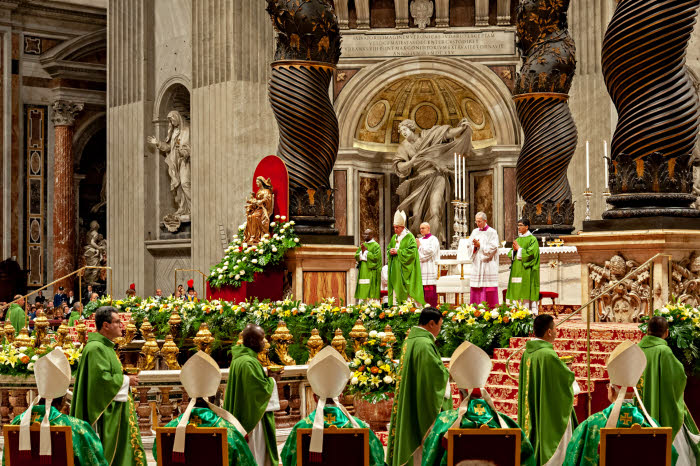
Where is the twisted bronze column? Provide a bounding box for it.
[513,0,577,234]
[601,0,700,218]
[266,0,341,234]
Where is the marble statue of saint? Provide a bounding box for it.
[147,110,192,220]
[83,221,107,285]
[243,177,274,245]
[394,118,473,245]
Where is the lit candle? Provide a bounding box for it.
[603,140,609,187]
[454,153,459,199]
[585,140,590,189]
[462,156,466,201]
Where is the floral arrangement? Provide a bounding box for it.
[639,301,700,374]
[0,343,83,377]
[83,295,142,319]
[348,330,399,403]
[442,301,535,356]
[208,217,300,289]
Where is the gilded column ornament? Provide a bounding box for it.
[306,328,324,360]
[33,311,50,347]
[588,254,651,323]
[271,320,296,366]
[124,318,137,345]
[602,0,700,218]
[266,0,341,234]
[382,325,397,360]
[331,328,350,361]
[167,311,181,340]
[258,337,275,368]
[513,0,577,235]
[194,322,215,354]
[3,323,14,344]
[54,321,69,349]
[139,335,160,371]
[75,319,88,346]
[14,328,32,349]
[349,319,368,352]
[140,318,154,341]
[161,335,181,370]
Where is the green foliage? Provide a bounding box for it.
[639,302,700,374]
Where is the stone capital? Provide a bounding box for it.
[51,100,84,127]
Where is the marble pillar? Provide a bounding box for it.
[51,100,83,291]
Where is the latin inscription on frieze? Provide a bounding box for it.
[341,31,516,58]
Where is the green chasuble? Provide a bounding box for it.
[6,303,26,335]
[355,241,382,300]
[281,405,385,466]
[387,231,425,306]
[223,345,278,464]
[153,407,256,466]
[563,402,677,466]
[518,339,577,466]
[638,335,700,464]
[68,310,81,326]
[4,405,108,466]
[387,326,450,466]
[505,233,540,302]
[422,398,536,466]
[70,332,146,466]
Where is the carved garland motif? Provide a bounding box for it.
[672,252,700,307]
[588,253,651,323]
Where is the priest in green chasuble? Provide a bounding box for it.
[5,295,26,335]
[387,307,450,466]
[281,346,385,466]
[422,341,535,466]
[505,218,540,314]
[153,351,255,466]
[355,228,382,301]
[5,348,107,466]
[564,340,676,465]
[518,314,578,466]
[70,307,146,466]
[638,316,700,466]
[387,210,425,306]
[223,324,280,466]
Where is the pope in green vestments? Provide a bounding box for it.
[6,405,108,466]
[518,315,577,466]
[5,297,26,335]
[70,309,146,466]
[355,229,382,300]
[388,309,450,466]
[506,222,540,311]
[387,210,425,306]
[223,324,278,466]
[638,317,700,466]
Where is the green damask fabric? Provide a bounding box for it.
[5,405,108,466]
[563,402,677,466]
[280,405,385,466]
[422,399,535,466]
[152,407,256,466]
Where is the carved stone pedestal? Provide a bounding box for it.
[565,229,700,322]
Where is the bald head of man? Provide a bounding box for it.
[241,324,266,353]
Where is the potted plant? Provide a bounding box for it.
[347,330,398,431]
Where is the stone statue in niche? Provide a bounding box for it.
[147,110,192,228]
[410,0,434,29]
[83,220,107,285]
[394,118,472,246]
[588,254,651,323]
[243,177,274,245]
[672,253,700,306]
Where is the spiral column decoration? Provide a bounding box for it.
[601,0,700,218]
[513,0,577,235]
[266,0,342,234]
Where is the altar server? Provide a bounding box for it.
[387,210,425,306]
[281,347,385,465]
[422,341,535,466]
[8,348,107,466]
[417,222,441,307]
[505,218,540,314]
[467,212,500,308]
[355,229,382,301]
[153,351,255,466]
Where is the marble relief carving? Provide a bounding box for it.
[672,253,700,307]
[588,254,651,323]
[359,175,381,244]
[410,0,434,29]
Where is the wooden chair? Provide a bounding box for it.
[296,427,370,466]
[446,424,521,466]
[155,426,228,466]
[3,424,73,466]
[600,424,672,466]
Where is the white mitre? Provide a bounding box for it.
[449,341,507,428]
[605,341,655,428]
[19,348,71,458]
[393,210,407,227]
[174,351,246,460]
[307,346,360,458]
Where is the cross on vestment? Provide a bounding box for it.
[31,411,41,424]
[620,413,633,426]
[324,413,336,424]
[474,404,486,416]
[188,415,203,427]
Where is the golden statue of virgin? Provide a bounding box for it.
[243,176,274,244]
